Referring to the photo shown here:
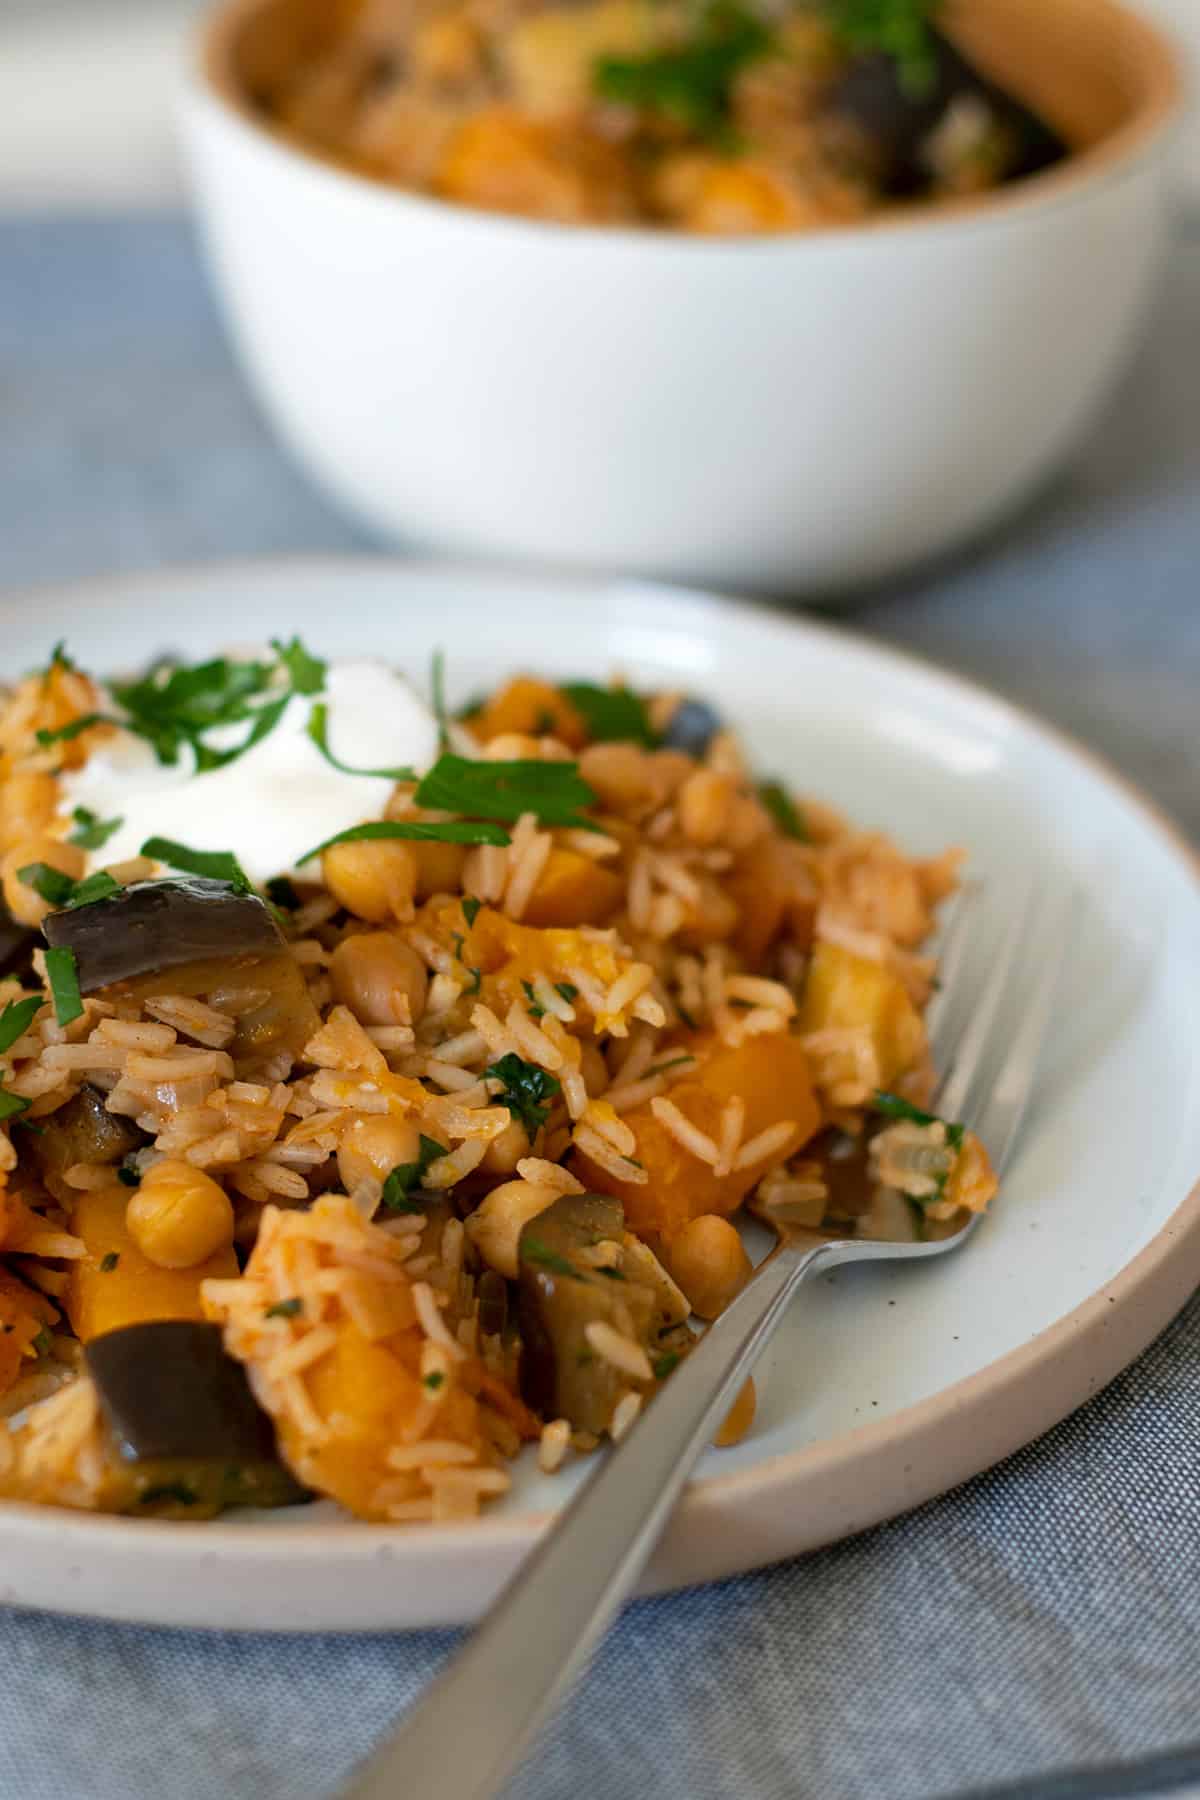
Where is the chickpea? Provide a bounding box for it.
[126,1160,234,1270]
[0,771,58,853]
[578,743,655,817]
[1,835,85,927]
[465,1179,559,1279]
[713,1376,757,1448]
[663,1214,752,1320]
[678,769,735,847]
[330,932,428,1026]
[480,1117,530,1176]
[321,839,416,924]
[411,13,482,85]
[409,840,468,901]
[338,1114,423,1193]
[725,789,772,853]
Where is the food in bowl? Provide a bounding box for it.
[260,0,1067,230]
[0,640,995,1522]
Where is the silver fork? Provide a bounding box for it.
[344,877,1073,1800]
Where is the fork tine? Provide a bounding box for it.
[934,874,1040,1124]
[970,883,1075,1174]
[925,882,981,1078]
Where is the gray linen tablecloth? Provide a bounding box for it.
[1,215,1198,1800]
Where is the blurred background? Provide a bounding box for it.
[2,0,1197,211]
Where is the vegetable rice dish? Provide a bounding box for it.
[261,0,1067,231]
[0,641,995,1524]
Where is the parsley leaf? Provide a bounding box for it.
[653,1350,681,1380]
[561,682,656,747]
[99,1252,120,1273]
[69,806,123,851]
[270,635,326,697]
[415,754,598,831]
[140,837,252,893]
[522,979,545,1020]
[759,780,808,842]
[423,1371,446,1392]
[0,996,42,1054]
[381,1135,448,1210]
[44,947,83,1027]
[520,1236,582,1280]
[0,1091,32,1122]
[31,1327,53,1357]
[265,1298,304,1320]
[63,872,121,911]
[305,702,418,781]
[297,817,509,866]
[35,712,107,749]
[17,863,76,908]
[43,641,76,683]
[461,897,482,929]
[555,983,579,1005]
[594,0,771,140]
[431,649,451,756]
[112,656,276,767]
[825,0,942,97]
[484,1053,562,1135]
[265,876,301,912]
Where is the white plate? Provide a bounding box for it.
[2,558,1198,1633]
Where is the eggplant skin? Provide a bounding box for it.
[825,31,1068,196]
[29,1084,144,1188]
[43,877,284,994]
[85,1320,307,1514]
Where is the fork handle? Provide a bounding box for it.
[343,1237,837,1800]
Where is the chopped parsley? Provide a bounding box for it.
[759,780,808,842]
[653,1351,681,1380]
[265,876,301,912]
[381,1135,448,1211]
[138,1482,198,1507]
[596,1264,627,1281]
[270,635,326,696]
[646,1055,696,1078]
[296,817,509,866]
[117,1157,141,1188]
[463,965,482,998]
[555,983,579,1006]
[17,863,76,907]
[593,0,772,141]
[461,897,482,929]
[522,980,546,1020]
[43,641,76,684]
[265,1297,304,1320]
[140,837,253,894]
[431,649,451,756]
[0,996,42,1054]
[31,1327,52,1358]
[68,806,123,851]
[63,871,121,911]
[35,712,105,749]
[423,1371,446,1392]
[825,0,942,96]
[483,1054,562,1135]
[560,682,656,748]
[99,1252,120,1273]
[0,1091,32,1123]
[305,702,417,781]
[521,1237,582,1280]
[111,654,277,767]
[414,754,599,832]
[44,947,83,1027]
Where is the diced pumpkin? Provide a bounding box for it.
[0,1267,57,1396]
[472,676,586,748]
[577,1031,820,1241]
[945,1130,998,1215]
[521,848,624,929]
[66,1184,238,1343]
[723,837,817,963]
[797,941,924,1091]
[292,1322,483,1520]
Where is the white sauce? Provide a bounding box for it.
[61,660,442,886]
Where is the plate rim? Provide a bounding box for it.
[1,553,1197,1628]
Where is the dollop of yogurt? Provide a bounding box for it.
[61,660,441,886]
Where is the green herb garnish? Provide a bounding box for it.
[43,641,76,683]
[463,966,482,998]
[117,1157,141,1188]
[646,1055,696,1077]
[265,876,301,911]
[44,947,83,1027]
[521,1237,582,1280]
[415,754,598,831]
[140,837,253,893]
[653,1351,681,1380]
[483,1053,562,1135]
[35,713,106,749]
[462,897,482,929]
[0,1091,33,1123]
[381,1135,448,1210]
[759,781,808,842]
[17,863,76,908]
[561,683,656,747]
[270,635,326,696]
[69,806,123,851]
[555,983,579,1005]
[871,1090,965,1208]
[431,649,451,756]
[63,871,121,911]
[825,0,942,97]
[99,1252,120,1273]
[138,1482,198,1507]
[297,817,509,866]
[305,702,417,782]
[522,980,545,1020]
[32,1327,53,1357]
[112,655,276,767]
[593,0,772,141]
[423,1371,446,1392]
[0,997,42,1054]
[265,1298,304,1320]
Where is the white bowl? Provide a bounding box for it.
[180,0,1182,597]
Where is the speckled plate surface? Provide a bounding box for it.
[1,558,1197,1632]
